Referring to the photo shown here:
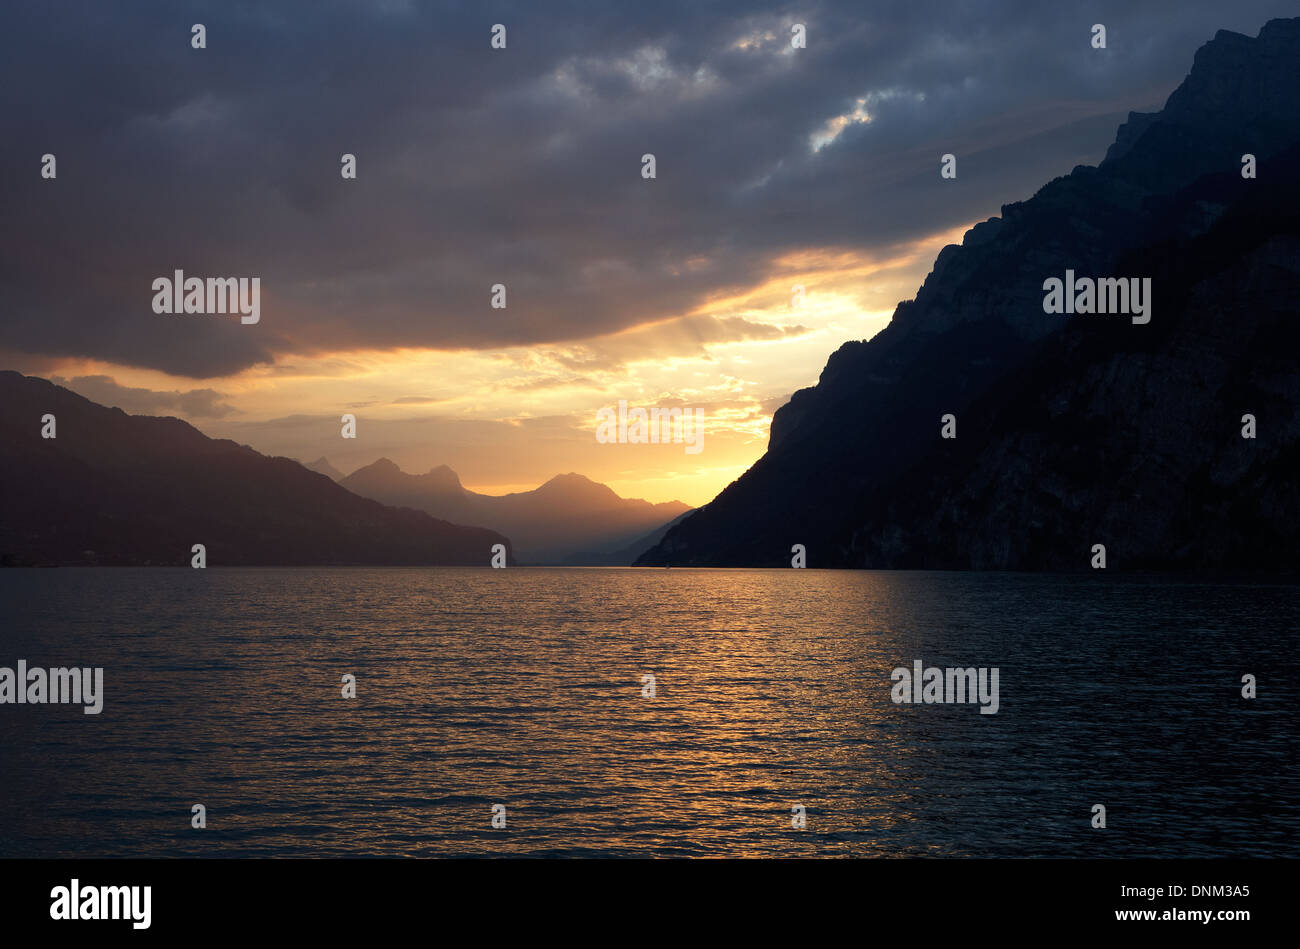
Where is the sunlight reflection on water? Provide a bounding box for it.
[0,567,1295,857]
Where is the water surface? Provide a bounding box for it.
[0,567,1294,857]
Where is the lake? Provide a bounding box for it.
[0,567,1294,857]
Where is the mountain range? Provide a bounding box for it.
[0,371,686,566]
[639,18,1300,571]
[0,372,510,566]
[6,19,1296,573]
[340,459,691,564]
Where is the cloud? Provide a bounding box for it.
[51,374,238,418]
[390,394,450,404]
[1,1,1286,378]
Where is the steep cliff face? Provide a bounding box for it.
[639,18,1300,570]
[852,191,1300,570]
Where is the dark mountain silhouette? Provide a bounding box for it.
[342,459,691,564]
[0,372,511,566]
[639,18,1300,571]
[302,456,344,481]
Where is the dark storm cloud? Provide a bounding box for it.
[1,0,1290,377]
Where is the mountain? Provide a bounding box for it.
[341,460,691,564]
[584,509,695,566]
[639,18,1300,571]
[0,372,511,566]
[302,456,344,481]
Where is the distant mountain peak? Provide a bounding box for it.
[302,456,344,481]
[533,472,620,503]
[542,471,598,487]
[343,457,465,497]
[418,464,464,492]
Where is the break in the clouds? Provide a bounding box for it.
[2,0,1290,378]
[50,374,238,418]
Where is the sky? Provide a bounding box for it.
[1,0,1291,505]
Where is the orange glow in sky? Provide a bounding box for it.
[39,224,974,507]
